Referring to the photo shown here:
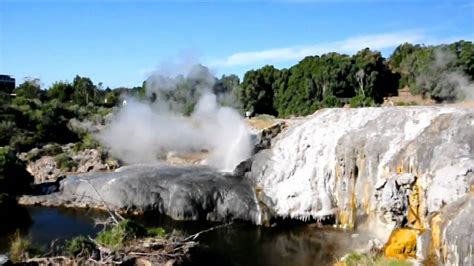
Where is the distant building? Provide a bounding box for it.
[0,75,15,94]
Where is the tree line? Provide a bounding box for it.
[1,41,473,137]
[240,40,473,117]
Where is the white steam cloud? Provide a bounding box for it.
[416,49,474,101]
[99,64,252,172]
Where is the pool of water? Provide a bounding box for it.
[0,206,368,266]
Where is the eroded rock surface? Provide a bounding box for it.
[26,156,62,183]
[434,195,474,265]
[249,106,473,262]
[24,146,120,184]
[250,107,473,224]
[20,164,260,223]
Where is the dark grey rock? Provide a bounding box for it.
[253,121,286,152]
[20,164,261,223]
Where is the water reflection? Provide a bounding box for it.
[0,206,107,253]
[0,207,362,266]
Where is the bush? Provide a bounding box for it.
[73,134,100,153]
[349,94,375,107]
[96,220,145,249]
[9,231,43,263]
[343,251,412,266]
[146,227,166,237]
[54,153,77,171]
[26,143,63,161]
[394,101,418,106]
[66,235,96,257]
[9,131,38,152]
[0,146,33,195]
[95,219,166,249]
[322,94,343,108]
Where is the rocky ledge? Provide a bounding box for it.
[20,164,260,223]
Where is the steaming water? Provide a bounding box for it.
[0,206,363,265]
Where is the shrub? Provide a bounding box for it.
[9,231,43,263]
[322,94,343,108]
[349,94,375,108]
[9,132,38,152]
[342,251,412,266]
[42,143,63,156]
[66,235,96,257]
[0,146,33,195]
[394,101,418,106]
[146,227,166,237]
[95,220,166,249]
[26,143,63,161]
[73,134,100,153]
[96,220,146,249]
[54,153,77,171]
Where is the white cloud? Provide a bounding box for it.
[210,31,427,67]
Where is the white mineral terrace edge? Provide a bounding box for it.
[250,106,473,223]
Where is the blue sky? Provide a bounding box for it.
[1,0,473,89]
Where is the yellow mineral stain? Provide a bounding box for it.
[336,188,356,229]
[397,166,404,174]
[430,213,443,255]
[362,182,371,214]
[407,180,423,229]
[384,228,418,259]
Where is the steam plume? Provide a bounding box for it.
[416,49,474,102]
[99,63,252,172]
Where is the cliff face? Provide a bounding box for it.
[250,106,473,263]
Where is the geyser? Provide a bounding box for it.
[99,64,252,172]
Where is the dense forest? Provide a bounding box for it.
[240,40,473,116]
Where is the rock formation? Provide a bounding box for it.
[23,145,120,184]
[20,106,473,264]
[20,164,261,223]
[249,106,473,264]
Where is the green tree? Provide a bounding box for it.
[47,81,74,102]
[240,65,280,116]
[72,75,98,105]
[351,48,398,103]
[13,78,44,100]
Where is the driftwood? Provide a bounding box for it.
[78,178,125,224]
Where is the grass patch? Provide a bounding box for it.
[95,219,166,249]
[394,101,418,106]
[54,153,77,171]
[343,251,412,266]
[25,143,63,161]
[65,235,96,257]
[253,114,276,121]
[9,231,43,263]
[72,134,100,153]
[146,227,166,237]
